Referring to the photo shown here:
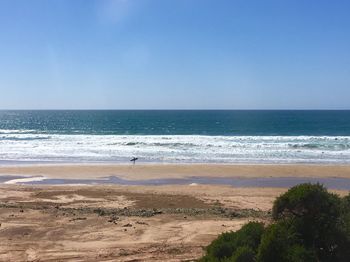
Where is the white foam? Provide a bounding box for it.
[0,134,349,164]
[4,176,46,184]
[0,129,36,134]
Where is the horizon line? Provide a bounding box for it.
[0,109,350,111]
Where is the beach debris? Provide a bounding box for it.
[214,200,221,206]
[108,215,119,224]
[122,223,133,227]
[94,208,106,216]
[69,217,87,222]
[136,221,148,225]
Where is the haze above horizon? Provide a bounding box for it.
[1,0,349,110]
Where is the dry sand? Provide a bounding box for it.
[0,164,349,261]
[0,184,273,262]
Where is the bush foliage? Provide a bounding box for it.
[200,222,264,262]
[200,183,350,262]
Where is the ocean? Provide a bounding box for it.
[0,110,349,164]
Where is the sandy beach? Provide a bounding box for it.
[3,0,350,259]
[0,164,349,261]
[1,163,350,181]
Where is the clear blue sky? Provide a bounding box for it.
[0,0,349,109]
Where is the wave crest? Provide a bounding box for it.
[0,135,349,164]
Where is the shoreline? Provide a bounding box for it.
[2,160,350,167]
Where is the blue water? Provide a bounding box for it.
[0,110,350,135]
[0,110,349,164]
[12,176,350,190]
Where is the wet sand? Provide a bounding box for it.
[0,164,349,261]
[1,163,350,181]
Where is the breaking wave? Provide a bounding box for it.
[0,134,349,164]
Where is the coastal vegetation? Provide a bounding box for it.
[200,183,350,262]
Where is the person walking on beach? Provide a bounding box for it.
[130,157,138,165]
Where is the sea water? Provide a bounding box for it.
[0,110,349,164]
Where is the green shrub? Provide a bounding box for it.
[201,183,350,262]
[229,246,255,262]
[229,221,265,251]
[272,183,341,222]
[257,221,316,262]
[272,183,350,260]
[200,222,264,262]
